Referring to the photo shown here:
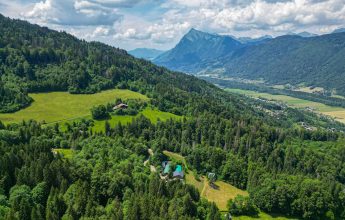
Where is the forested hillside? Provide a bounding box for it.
[0,14,224,114]
[1,14,345,220]
[223,33,345,95]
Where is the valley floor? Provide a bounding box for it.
[227,88,345,124]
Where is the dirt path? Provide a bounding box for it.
[150,165,157,172]
[144,148,157,173]
[148,148,153,156]
[200,178,208,197]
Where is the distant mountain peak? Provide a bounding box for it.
[332,28,345,34]
[154,28,241,73]
[184,28,214,41]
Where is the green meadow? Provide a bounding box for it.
[163,151,247,211]
[226,88,345,123]
[52,149,74,159]
[163,151,294,219]
[90,108,182,132]
[0,89,149,124]
[232,213,297,220]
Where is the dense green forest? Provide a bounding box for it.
[1,14,345,220]
[0,14,224,114]
[222,33,345,95]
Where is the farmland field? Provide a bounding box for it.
[226,88,345,123]
[0,89,149,124]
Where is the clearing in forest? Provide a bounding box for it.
[90,108,182,132]
[163,151,296,219]
[0,89,149,124]
[163,151,247,211]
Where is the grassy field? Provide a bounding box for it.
[202,179,248,211]
[163,150,189,169]
[232,212,298,220]
[141,108,182,123]
[163,151,247,211]
[227,88,345,123]
[0,89,149,124]
[90,108,182,132]
[52,149,74,159]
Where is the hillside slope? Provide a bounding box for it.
[223,33,345,95]
[154,29,345,96]
[0,14,232,114]
[1,14,345,220]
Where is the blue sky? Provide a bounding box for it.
[1,0,345,50]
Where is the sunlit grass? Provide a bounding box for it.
[0,89,149,124]
[53,148,74,159]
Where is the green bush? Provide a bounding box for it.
[227,195,259,217]
[91,105,109,120]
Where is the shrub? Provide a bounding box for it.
[91,105,109,120]
[227,195,259,217]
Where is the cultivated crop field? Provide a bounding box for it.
[0,89,149,124]
[227,88,345,123]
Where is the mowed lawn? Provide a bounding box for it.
[0,89,149,124]
[227,88,345,123]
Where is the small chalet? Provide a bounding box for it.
[113,103,128,110]
[162,161,184,179]
[162,161,170,176]
[173,165,184,179]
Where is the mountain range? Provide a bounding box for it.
[154,28,243,73]
[1,13,345,220]
[153,29,345,96]
[128,48,164,60]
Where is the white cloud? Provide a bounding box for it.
[1,0,345,50]
[23,0,127,26]
[157,0,345,38]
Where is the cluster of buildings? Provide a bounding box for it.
[162,161,184,179]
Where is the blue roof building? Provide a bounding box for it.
[173,165,184,178]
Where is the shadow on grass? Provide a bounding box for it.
[209,182,220,190]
